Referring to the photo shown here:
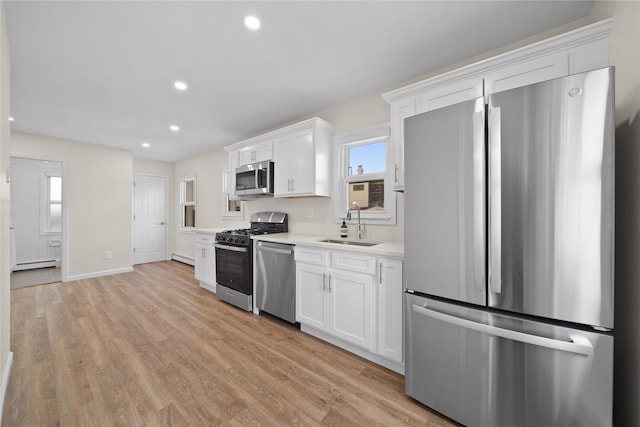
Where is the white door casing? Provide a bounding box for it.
[134,174,167,264]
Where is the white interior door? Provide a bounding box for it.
[134,174,167,264]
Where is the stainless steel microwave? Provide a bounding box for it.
[235,161,274,198]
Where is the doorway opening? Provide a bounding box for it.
[10,156,64,289]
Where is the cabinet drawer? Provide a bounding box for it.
[195,234,216,245]
[295,247,329,266]
[331,251,376,274]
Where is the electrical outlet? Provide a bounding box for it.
[104,251,112,260]
[307,208,314,219]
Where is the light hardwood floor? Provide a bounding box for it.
[3,261,457,426]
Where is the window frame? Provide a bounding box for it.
[40,170,62,235]
[180,173,197,232]
[221,169,244,220]
[334,123,396,226]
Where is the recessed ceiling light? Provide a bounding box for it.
[142,142,150,148]
[244,15,260,30]
[8,117,14,122]
[174,81,188,91]
[170,125,180,132]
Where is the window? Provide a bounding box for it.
[221,169,244,220]
[180,174,196,231]
[335,124,396,225]
[41,172,62,234]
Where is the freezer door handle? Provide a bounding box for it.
[488,102,502,295]
[412,304,594,356]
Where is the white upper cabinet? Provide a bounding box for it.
[383,19,611,192]
[273,129,316,196]
[415,77,484,115]
[237,140,273,166]
[272,118,333,198]
[226,117,334,198]
[483,51,568,95]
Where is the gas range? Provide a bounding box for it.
[215,227,280,247]
[214,212,288,312]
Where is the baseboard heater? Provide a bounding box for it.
[14,259,59,271]
[171,253,195,266]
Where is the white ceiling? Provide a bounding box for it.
[5,1,594,162]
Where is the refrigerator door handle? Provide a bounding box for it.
[473,99,486,292]
[488,102,502,295]
[412,304,594,356]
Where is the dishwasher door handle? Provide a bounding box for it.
[257,245,292,255]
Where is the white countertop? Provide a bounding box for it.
[251,232,404,258]
[194,228,226,236]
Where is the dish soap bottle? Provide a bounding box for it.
[340,220,348,238]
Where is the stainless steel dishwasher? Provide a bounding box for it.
[255,241,296,324]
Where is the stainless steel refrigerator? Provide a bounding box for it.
[404,67,614,427]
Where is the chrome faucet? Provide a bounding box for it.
[346,201,365,239]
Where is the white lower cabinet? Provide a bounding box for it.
[195,234,216,292]
[377,258,403,364]
[329,270,373,350]
[295,246,403,373]
[296,263,329,330]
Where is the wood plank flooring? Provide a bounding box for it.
[3,261,457,426]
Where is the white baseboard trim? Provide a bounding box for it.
[172,253,195,266]
[0,352,14,425]
[300,325,405,375]
[66,266,134,281]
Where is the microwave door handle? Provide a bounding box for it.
[255,170,259,192]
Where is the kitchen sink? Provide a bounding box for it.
[318,239,380,247]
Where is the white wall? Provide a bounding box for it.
[589,2,640,426]
[11,132,133,279]
[173,147,229,259]
[0,0,10,418]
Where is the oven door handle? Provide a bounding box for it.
[214,244,248,253]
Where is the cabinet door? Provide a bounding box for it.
[288,130,315,195]
[296,264,329,331]
[484,51,568,95]
[238,148,254,166]
[274,130,316,197]
[204,246,216,287]
[238,141,273,165]
[415,77,484,114]
[329,270,374,350]
[389,98,415,191]
[273,135,295,196]
[194,243,207,281]
[377,258,403,363]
